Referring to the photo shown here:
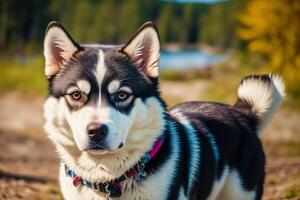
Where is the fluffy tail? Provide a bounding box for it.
[235,74,285,135]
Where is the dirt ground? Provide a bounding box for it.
[0,80,299,200]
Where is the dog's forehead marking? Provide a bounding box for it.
[95,49,107,102]
[108,80,120,94]
[77,80,91,94]
[96,49,106,82]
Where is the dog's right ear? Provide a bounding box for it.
[44,21,81,77]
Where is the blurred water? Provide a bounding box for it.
[160,50,227,70]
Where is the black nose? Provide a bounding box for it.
[87,124,108,142]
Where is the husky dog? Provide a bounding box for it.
[43,21,285,200]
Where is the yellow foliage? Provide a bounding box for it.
[237,0,300,99]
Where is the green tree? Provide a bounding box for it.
[199,0,243,49]
[181,4,197,43]
[90,0,119,43]
[71,1,94,43]
[157,4,173,43]
[119,0,142,41]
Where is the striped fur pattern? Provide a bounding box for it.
[43,21,285,200]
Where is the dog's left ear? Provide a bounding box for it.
[121,22,160,78]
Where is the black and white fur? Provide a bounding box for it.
[43,21,285,200]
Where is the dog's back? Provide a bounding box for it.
[168,74,285,200]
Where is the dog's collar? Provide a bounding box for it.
[64,135,165,198]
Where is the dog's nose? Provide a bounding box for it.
[87,124,108,142]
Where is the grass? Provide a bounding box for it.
[0,56,47,96]
[47,185,63,200]
[201,52,266,104]
[161,67,212,81]
[264,141,300,157]
[284,185,300,199]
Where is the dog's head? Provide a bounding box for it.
[43,21,165,155]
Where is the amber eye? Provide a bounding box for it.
[117,92,128,101]
[70,91,81,100]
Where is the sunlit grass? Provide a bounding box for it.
[264,141,300,157]
[201,52,264,104]
[284,185,300,199]
[161,68,212,81]
[47,184,63,200]
[0,56,47,95]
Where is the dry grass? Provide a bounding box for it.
[0,57,46,95]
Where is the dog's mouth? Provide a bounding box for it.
[90,145,106,150]
[84,145,111,155]
[83,142,124,154]
[84,144,108,151]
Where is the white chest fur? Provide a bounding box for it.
[59,153,183,200]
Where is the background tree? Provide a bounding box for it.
[237,0,300,100]
[199,0,244,49]
[157,4,173,44]
[0,0,245,53]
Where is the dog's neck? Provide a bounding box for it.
[63,133,165,197]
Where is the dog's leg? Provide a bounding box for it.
[216,170,257,200]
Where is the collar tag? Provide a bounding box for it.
[135,170,147,181]
[72,175,81,187]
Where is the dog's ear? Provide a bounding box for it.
[44,21,81,77]
[121,22,160,78]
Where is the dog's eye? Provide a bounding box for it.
[70,91,82,100]
[116,91,129,101]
